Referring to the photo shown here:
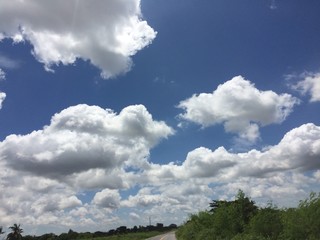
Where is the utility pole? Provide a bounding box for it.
[149,216,151,226]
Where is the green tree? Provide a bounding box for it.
[212,189,258,235]
[183,190,258,239]
[209,199,232,213]
[234,190,258,228]
[249,205,283,239]
[281,192,320,240]
[67,229,78,240]
[6,224,23,240]
[176,211,214,240]
[212,201,239,238]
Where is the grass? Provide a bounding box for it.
[89,231,164,240]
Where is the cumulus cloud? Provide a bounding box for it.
[138,123,320,210]
[0,104,174,181]
[1,122,320,233]
[180,147,236,178]
[0,0,156,78]
[292,72,320,102]
[138,123,320,209]
[147,123,320,181]
[0,103,174,231]
[178,76,300,143]
[92,189,121,209]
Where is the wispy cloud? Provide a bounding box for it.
[0,55,20,69]
[0,68,5,80]
[270,0,277,10]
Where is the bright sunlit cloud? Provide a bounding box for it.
[0,0,156,78]
[0,0,319,235]
[292,72,320,102]
[178,76,300,143]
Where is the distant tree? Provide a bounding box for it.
[57,232,68,240]
[67,229,78,240]
[38,233,56,240]
[116,226,127,234]
[7,224,23,240]
[21,235,35,240]
[168,223,178,229]
[132,226,138,232]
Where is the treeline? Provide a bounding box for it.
[176,190,320,240]
[21,223,177,240]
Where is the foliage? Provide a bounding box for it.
[177,190,258,240]
[175,211,214,240]
[21,224,177,240]
[280,192,320,240]
[176,190,320,240]
[249,204,283,240]
[91,231,166,240]
[7,224,23,240]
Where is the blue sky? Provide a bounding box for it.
[0,0,320,235]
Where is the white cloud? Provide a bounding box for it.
[292,72,320,102]
[31,194,82,215]
[0,55,20,69]
[180,147,236,178]
[0,91,6,109]
[0,83,6,114]
[0,0,156,78]
[147,123,320,181]
[0,68,5,80]
[138,123,320,210]
[92,189,121,209]
[129,212,140,220]
[0,104,174,182]
[0,103,174,232]
[178,75,300,143]
[0,100,319,234]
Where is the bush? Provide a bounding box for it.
[177,191,320,240]
[280,192,320,240]
[249,206,283,239]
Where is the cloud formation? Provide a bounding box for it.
[0,0,156,78]
[0,68,5,80]
[92,189,121,209]
[0,104,174,182]
[293,72,320,102]
[147,123,320,181]
[0,55,20,69]
[0,111,319,233]
[0,91,5,109]
[178,76,300,143]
